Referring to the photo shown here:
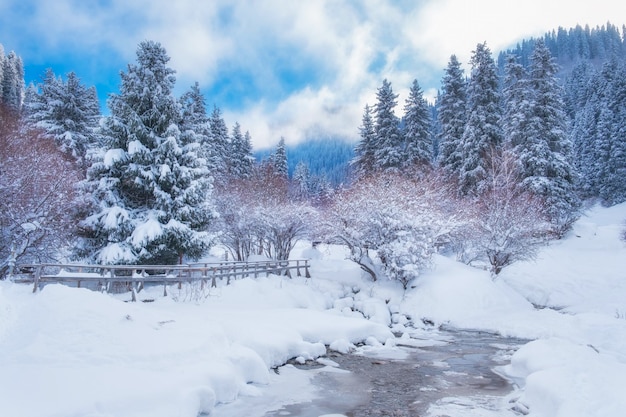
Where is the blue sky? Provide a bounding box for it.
[1,0,624,149]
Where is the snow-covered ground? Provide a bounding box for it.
[1,203,625,417]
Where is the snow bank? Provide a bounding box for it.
[1,203,625,417]
[399,202,626,417]
[502,338,626,417]
[0,272,392,417]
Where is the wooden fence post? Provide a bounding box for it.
[32,265,42,293]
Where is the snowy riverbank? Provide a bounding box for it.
[1,203,625,417]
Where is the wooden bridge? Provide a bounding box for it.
[10,259,311,301]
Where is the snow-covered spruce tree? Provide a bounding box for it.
[292,161,311,201]
[373,79,403,172]
[179,82,216,173]
[270,137,289,177]
[569,59,626,205]
[518,39,580,235]
[568,65,601,198]
[459,43,503,195]
[25,69,101,169]
[1,49,25,112]
[437,55,467,176]
[601,61,626,204]
[228,122,255,179]
[502,54,532,149]
[580,62,614,200]
[564,61,594,120]
[208,105,230,180]
[402,79,432,169]
[78,41,216,265]
[351,104,376,178]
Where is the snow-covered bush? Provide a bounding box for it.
[322,172,460,288]
[460,150,552,276]
[0,110,83,277]
[214,166,316,261]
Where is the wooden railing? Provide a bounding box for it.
[10,259,311,301]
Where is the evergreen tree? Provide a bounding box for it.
[518,39,580,233]
[271,137,289,177]
[459,42,503,195]
[564,61,594,118]
[242,131,255,175]
[25,69,100,167]
[502,54,533,149]
[602,62,626,204]
[228,122,255,178]
[372,79,402,171]
[437,55,467,176]
[588,60,626,204]
[179,82,216,174]
[352,104,376,178]
[293,160,311,200]
[0,49,24,111]
[402,79,432,169]
[78,41,216,265]
[209,105,230,178]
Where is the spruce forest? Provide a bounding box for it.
[1,23,626,284]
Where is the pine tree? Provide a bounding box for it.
[596,60,626,204]
[519,39,580,233]
[228,122,255,178]
[242,131,255,176]
[271,137,289,177]
[502,54,532,149]
[373,79,402,171]
[25,69,100,167]
[437,55,467,176]
[1,49,24,111]
[352,104,376,178]
[459,43,503,195]
[568,63,600,197]
[603,62,626,204]
[209,105,230,178]
[179,82,216,174]
[402,79,432,169]
[78,41,216,265]
[293,161,311,200]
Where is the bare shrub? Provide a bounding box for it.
[214,165,315,262]
[321,170,462,288]
[0,108,83,278]
[465,149,551,276]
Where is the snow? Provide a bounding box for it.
[128,140,148,156]
[103,205,129,229]
[131,217,163,246]
[103,148,125,167]
[1,203,626,417]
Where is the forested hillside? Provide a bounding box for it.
[498,22,626,72]
[498,23,626,205]
[256,138,354,186]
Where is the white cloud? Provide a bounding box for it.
[4,0,625,149]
